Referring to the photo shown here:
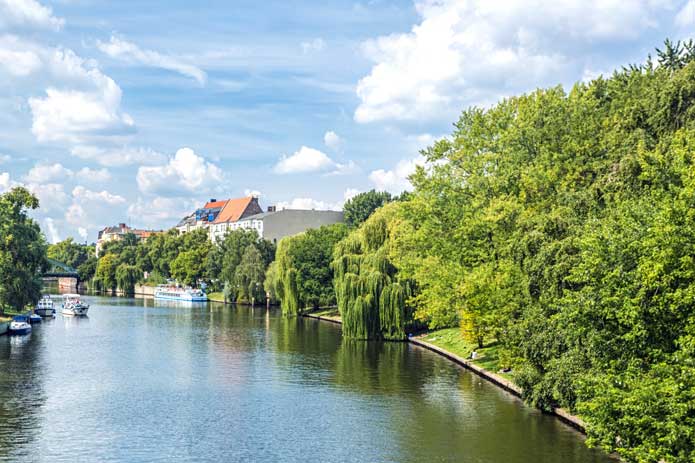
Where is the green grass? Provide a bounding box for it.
[421,327,510,378]
[305,307,341,318]
[207,292,224,303]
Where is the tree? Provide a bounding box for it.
[95,253,118,292]
[0,187,47,312]
[47,238,95,281]
[234,245,265,303]
[115,264,140,296]
[271,223,348,315]
[343,190,392,228]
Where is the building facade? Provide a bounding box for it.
[96,223,159,256]
[209,208,344,243]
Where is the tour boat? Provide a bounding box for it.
[154,285,208,302]
[61,294,89,317]
[9,316,32,335]
[35,296,55,317]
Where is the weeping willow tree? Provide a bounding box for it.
[332,203,413,340]
[268,223,348,317]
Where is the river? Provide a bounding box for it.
[0,296,612,462]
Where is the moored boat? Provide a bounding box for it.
[29,314,42,324]
[154,285,208,302]
[9,316,32,335]
[35,296,55,317]
[61,294,89,317]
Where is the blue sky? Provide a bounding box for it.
[1,0,694,243]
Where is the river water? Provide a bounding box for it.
[0,296,612,462]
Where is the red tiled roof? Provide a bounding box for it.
[204,199,228,209]
[213,197,254,224]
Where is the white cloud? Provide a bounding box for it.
[77,227,88,241]
[72,185,126,205]
[70,145,167,167]
[75,167,111,183]
[324,130,343,151]
[26,183,68,213]
[274,146,335,174]
[43,217,60,243]
[274,145,357,175]
[0,0,64,31]
[355,0,676,124]
[244,188,262,197]
[137,147,223,195]
[127,196,199,229]
[301,38,326,54]
[97,35,207,85]
[676,0,695,27]
[23,162,72,183]
[0,46,41,75]
[0,154,12,164]
[276,197,341,211]
[344,188,360,202]
[369,155,425,194]
[0,172,13,191]
[18,46,135,144]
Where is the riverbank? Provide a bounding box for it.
[301,309,587,433]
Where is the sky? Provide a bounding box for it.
[1,0,694,244]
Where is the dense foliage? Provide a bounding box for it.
[332,204,412,340]
[93,227,274,300]
[47,238,97,281]
[269,223,348,315]
[387,42,695,461]
[343,190,392,228]
[0,187,48,312]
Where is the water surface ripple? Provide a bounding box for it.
[0,297,612,462]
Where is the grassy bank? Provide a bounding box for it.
[418,328,509,379]
[207,292,224,303]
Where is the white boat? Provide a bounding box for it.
[61,294,89,316]
[35,296,55,317]
[154,285,208,302]
[9,316,32,335]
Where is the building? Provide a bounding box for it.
[176,198,229,234]
[207,196,264,240]
[209,207,344,243]
[96,223,160,256]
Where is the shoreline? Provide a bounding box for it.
[302,311,587,434]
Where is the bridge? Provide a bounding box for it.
[43,259,80,291]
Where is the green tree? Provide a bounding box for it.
[95,253,119,292]
[343,190,392,228]
[271,223,348,315]
[0,187,47,312]
[115,264,140,296]
[234,245,266,303]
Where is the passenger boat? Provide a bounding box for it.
[9,316,32,335]
[35,296,55,317]
[61,294,89,317]
[154,285,208,302]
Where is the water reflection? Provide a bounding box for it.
[0,298,613,463]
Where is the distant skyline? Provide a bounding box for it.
[1,0,694,243]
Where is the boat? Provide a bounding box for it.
[9,316,32,335]
[61,294,89,317]
[35,296,55,317]
[29,314,42,324]
[154,285,208,302]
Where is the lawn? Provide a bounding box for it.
[207,292,225,303]
[420,327,508,377]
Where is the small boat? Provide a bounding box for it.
[29,314,42,324]
[154,285,208,302]
[35,296,55,317]
[61,294,89,317]
[9,316,32,335]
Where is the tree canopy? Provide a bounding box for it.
[343,190,392,228]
